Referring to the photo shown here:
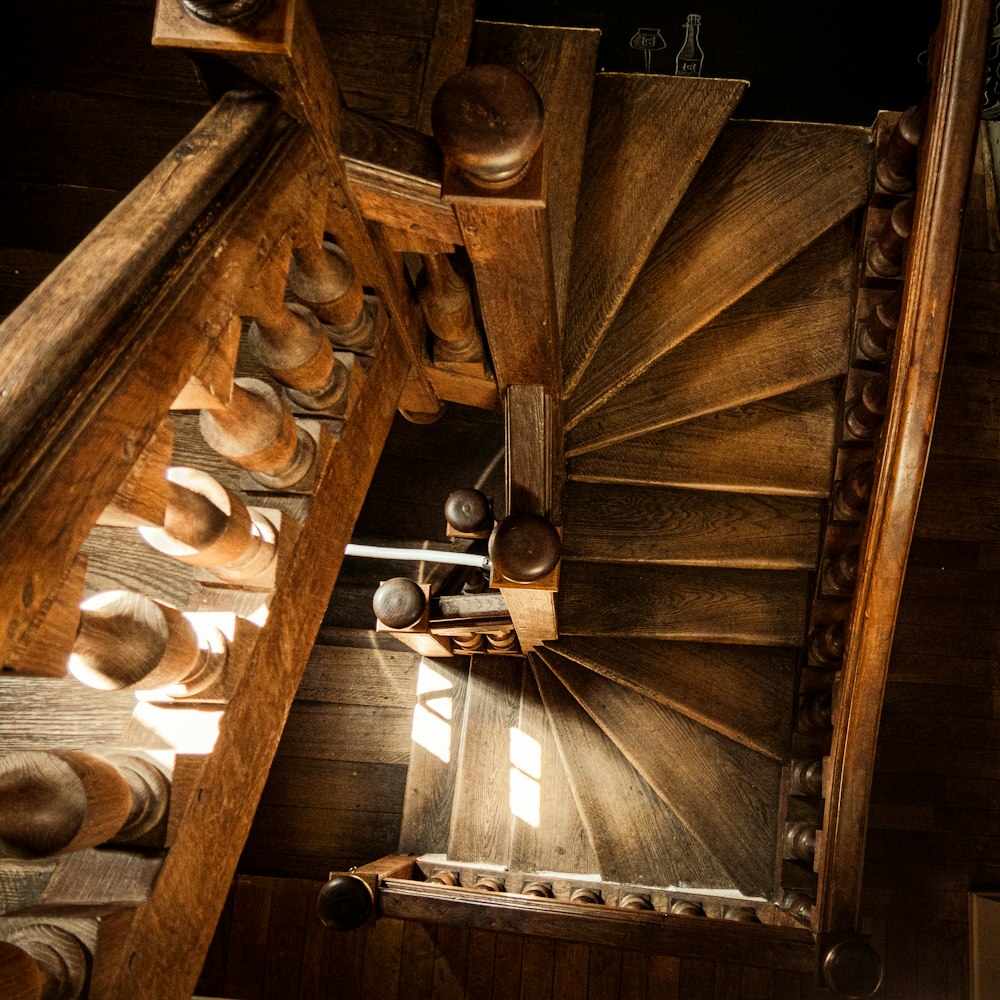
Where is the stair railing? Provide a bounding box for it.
[0,1,432,996]
[811,0,990,981]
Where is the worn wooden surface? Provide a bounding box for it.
[562,74,745,395]
[565,120,872,427]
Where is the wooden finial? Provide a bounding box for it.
[180,0,271,25]
[372,578,427,630]
[444,488,493,536]
[418,254,483,362]
[821,938,883,998]
[489,513,561,583]
[432,65,544,189]
[71,590,223,696]
[317,875,375,930]
[199,378,316,488]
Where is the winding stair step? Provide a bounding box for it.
[544,635,795,760]
[562,73,746,396]
[537,649,780,897]
[567,380,840,498]
[565,222,856,456]
[564,119,873,427]
[562,480,823,570]
[530,655,732,889]
[557,561,810,646]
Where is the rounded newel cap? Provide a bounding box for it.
[372,578,426,630]
[181,0,271,25]
[489,513,560,583]
[444,488,493,535]
[432,65,544,188]
[317,875,374,930]
[822,939,883,998]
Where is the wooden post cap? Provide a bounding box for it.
[821,939,883,998]
[372,578,426,630]
[181,0,271,25]
[432,65,544,188]
[317,874,375,930]
[444,488,492,535]
[489,513,561,583]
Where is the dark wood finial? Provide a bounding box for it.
[372,578,427,630]
[821,938,883,998]
[444,488,493,535]
[181,0,272,26]
[316,875,374,930]
[489,513,561,583]
[432,65,544,188]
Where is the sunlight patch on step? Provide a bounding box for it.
[410,659,454,763]
[509,727,542,828]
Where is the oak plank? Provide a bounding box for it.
[431,924,469,1000]
[521,937,557,1000]
[279,703,413,764]
[563,73,745,395]
[465,929,498,999]
[262,878,313,1000]
[398,921,437,1000]
[568,382,840,499]
[223,876,274,1000]
[361,916,405,1000]
[297,643,421,707]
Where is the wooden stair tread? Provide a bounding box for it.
[447,656,520,865]
[509,667,599,874]
[557,561,810,646]
[529,655,732,888]
[538,649,780,897]
[398,657,469,856]
[566,222,855,455]
[562,480,823,570]
[565,119,872,426]
[562,73,746,396]
[567,381,840,498]
[544,635,795,760]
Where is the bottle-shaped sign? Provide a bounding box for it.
[630,27,667,73]
[675,14,705,77]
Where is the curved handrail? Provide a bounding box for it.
[815,0,991,936]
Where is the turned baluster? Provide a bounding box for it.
[823,546,861,597]
[417,253,483,363]
[799,691,833,732]
[138,467,277,583]
[845,375,889,440]
[784,821,817,864]
[669,899,705,917]
[723,906,761,923]
[875,101,927,195]
[857,288,902,363]
[780,891,816,924]
[425,870,460,887]
[809,621,846,666]
[247,301,348,411]
[486,628,519,652]
[833,462,875,521]
[288,240,374,347]
[1,928,87,1000]
[867,195,915,277]
[489,513,561,584]
[619,893,653,911]
[0,751,168,858]
[372,578,427,631]
[70,590,225,697]
[789,758,824,798]
[452,632,486,653]
[444,488,493,538]
[473,875,505,892]
[570,887,603,905]
[821,938,883,998]
[521,881,553,898]
[199,377,315,489]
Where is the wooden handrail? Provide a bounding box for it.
[815,0,991,937]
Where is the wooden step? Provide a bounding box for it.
[566,222,855,456]
[562,481,823,570]
[557,561,810,646]
[398,657,469,856]
[567,381,840,498]
[538,650,780,897]
[562,73,746,396]
[509,667,599,874]
[446,656,521,866]
[544,635,795,760]
[529,655,732,888]
[564,119,872,427]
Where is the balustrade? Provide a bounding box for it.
[417,253,484,364]
[875,102,928,195]
[866,195,915,278]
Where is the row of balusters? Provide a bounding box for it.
[777,101,926,928]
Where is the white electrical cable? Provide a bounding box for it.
[344,543,490,570]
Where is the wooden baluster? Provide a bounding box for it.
[875,101,927,195]
[70,590,225,697]
[425,870,460,887]
[138,467,277,584]
[417,253,484,363]
[823,546,861,597]
[789,758,824,798]
[809,621,846,666]
[833,462,875,521]
[486,628,519,652]
[820,938,883,998]
[473,876,505,892]
[784,821,817,865]
[723,906,761,923]
[521,881,552,898]
[619,894,653,911]
[845,374,889,440]
[669,899,705,917]
[799,691,833,732]
[452,632,486,653]
[780,891,816,925]
[856,288,902,363]
[0,751,168,858]
[444,488,493,538]
[867,195,915,277]
[569,887,603,905]
[1,927,87,1000]
[199,377,316,489]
